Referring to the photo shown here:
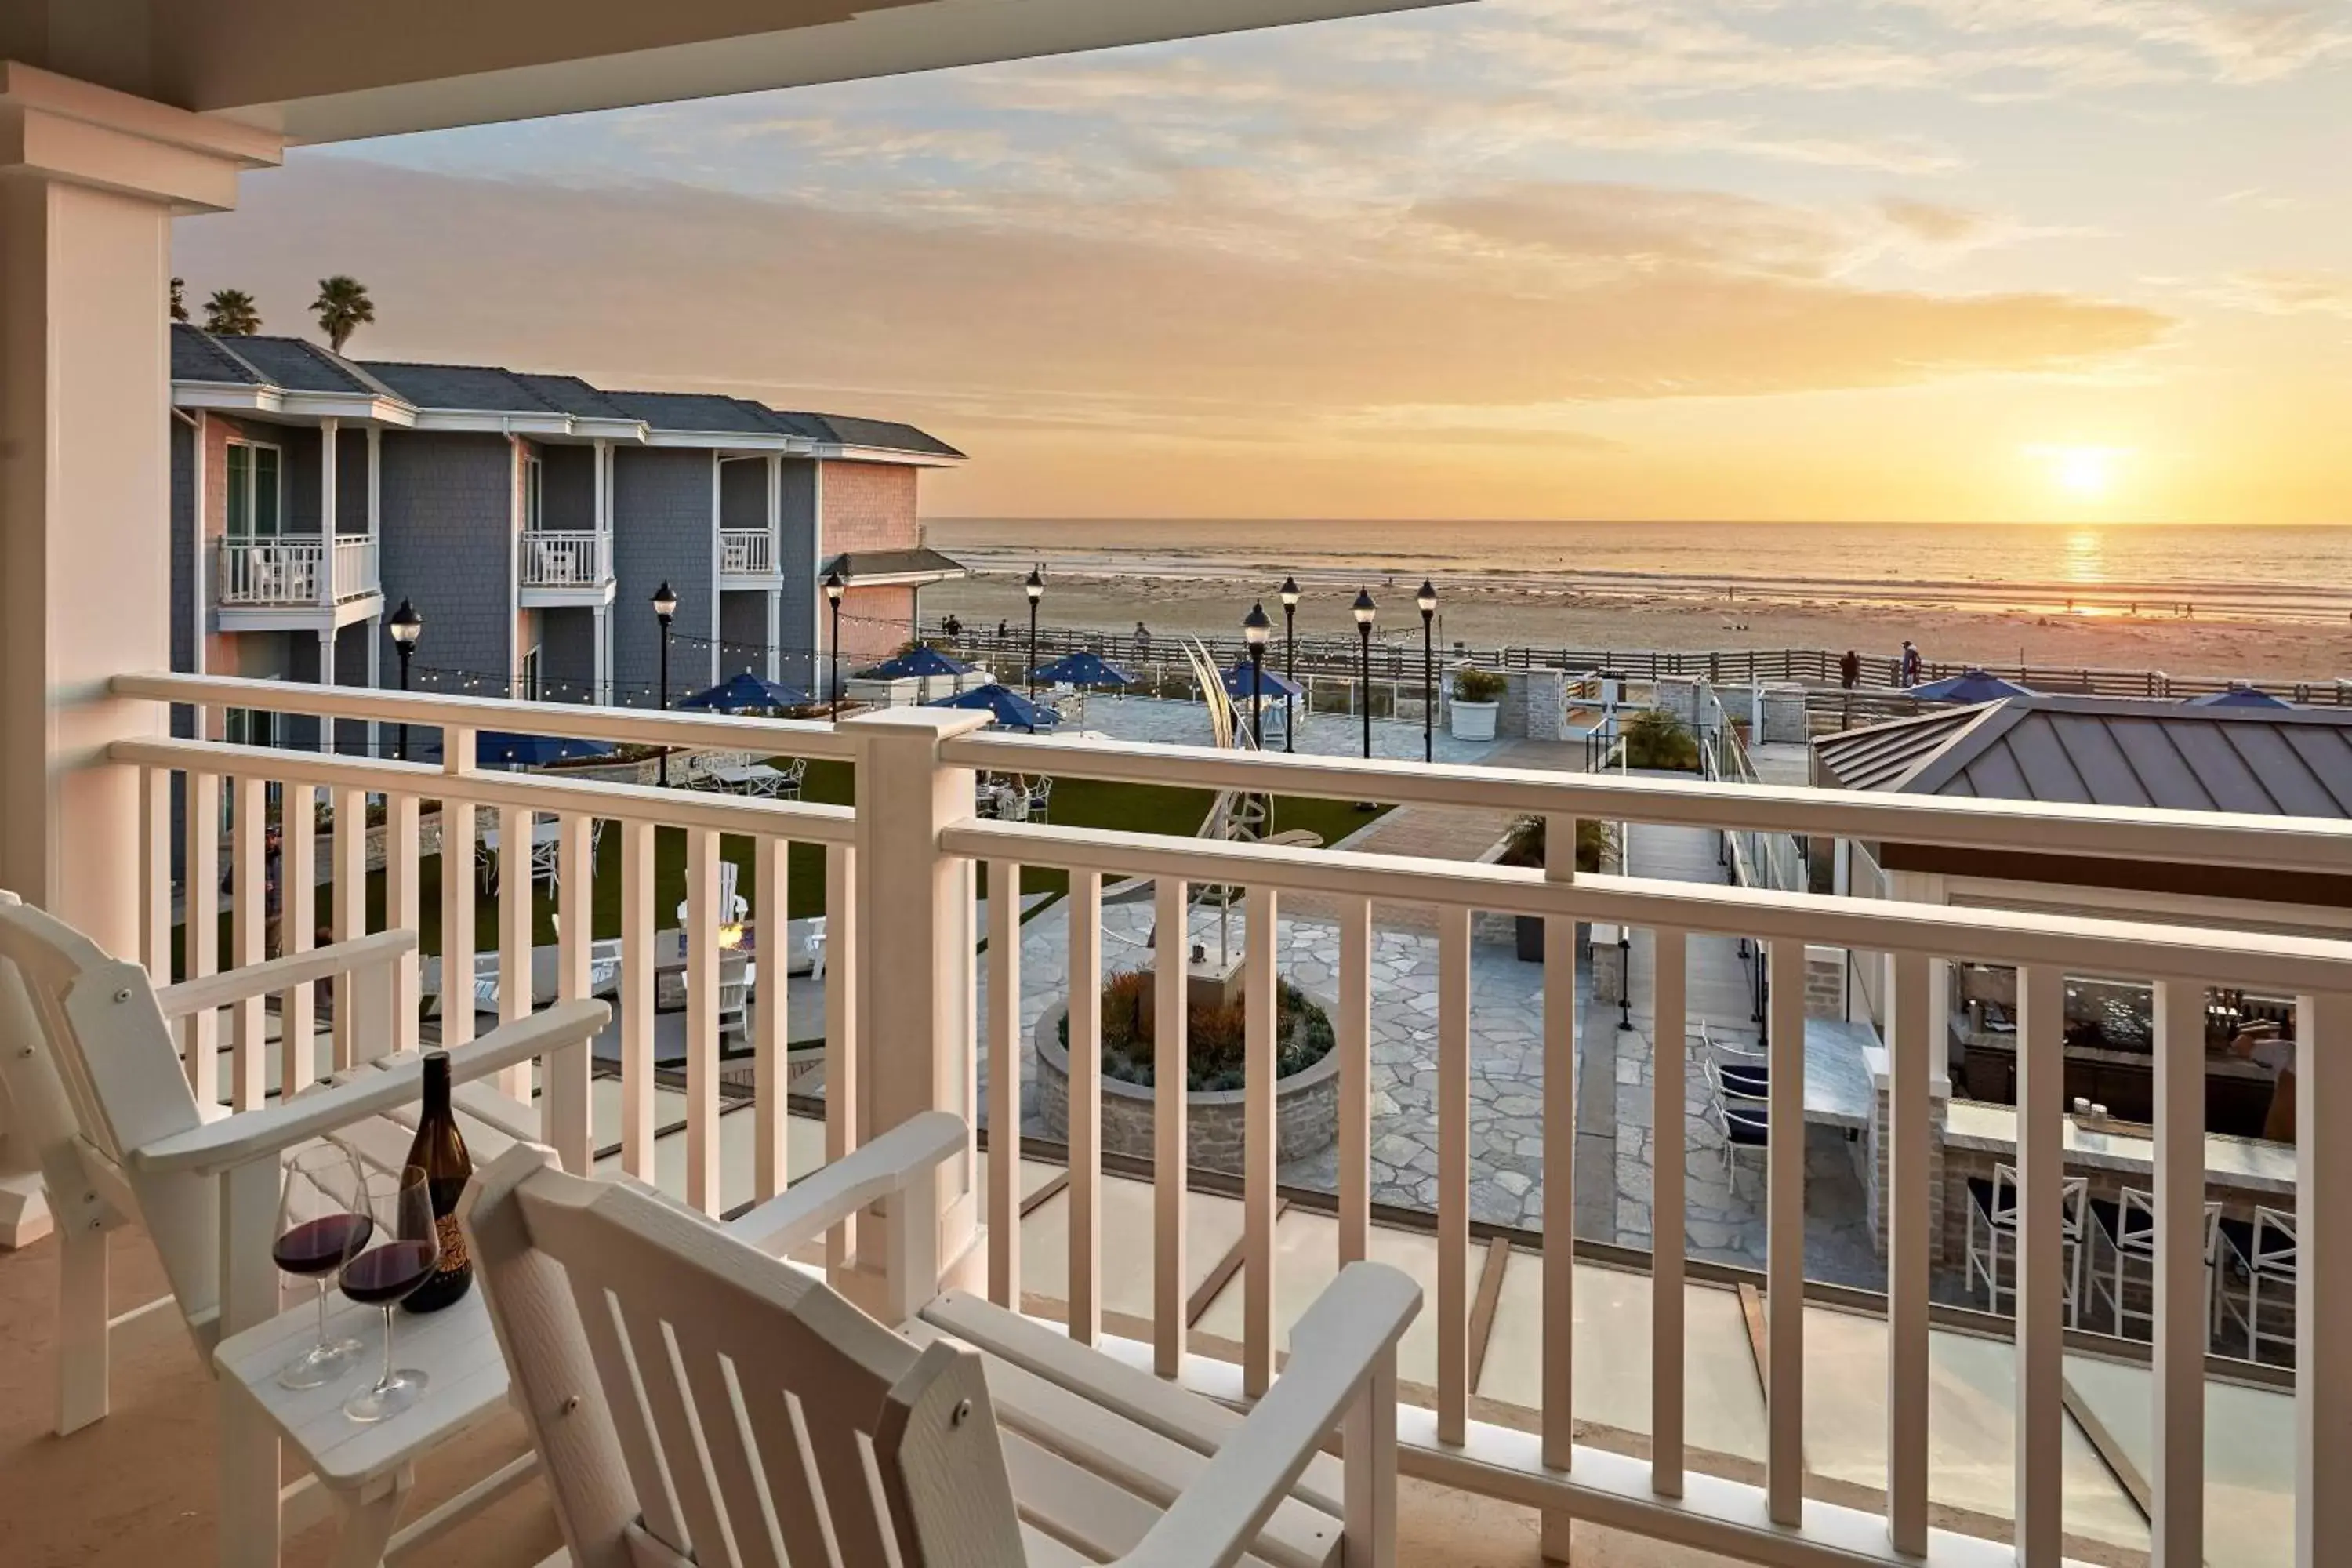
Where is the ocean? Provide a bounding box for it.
[925,520,2352,621]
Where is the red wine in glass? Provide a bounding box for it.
[339,1240,437,1305]
[274,1214,375,1277]
[274,1142,371,1390]
[341,1163,439,1423]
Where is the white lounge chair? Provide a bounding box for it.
[463,1110,1420,1568]
[0,888,606,1548]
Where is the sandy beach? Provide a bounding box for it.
[926,564,2352,685]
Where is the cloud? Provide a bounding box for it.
[2203,268,2352,316]
[1877,198,1991,247]
[176,158,2172,441]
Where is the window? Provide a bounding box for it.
[520,646,542,702]
[225,440,282,539]
[225,707,277,748]
[524,455,543,532]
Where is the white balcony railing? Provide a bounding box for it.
[215,535,380,608]
[719,528,775,575]
[519,529,612,588]
[103,671,2352,1568]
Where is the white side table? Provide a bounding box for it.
[212,1290,527,1568]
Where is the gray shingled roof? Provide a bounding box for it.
[1815,695,2352,818]
[172,326,960,458]
[172,323,265,383]
[770,410,965,459]
[355,361,565,414]
[598,390,782,434]
[507,372,632,420]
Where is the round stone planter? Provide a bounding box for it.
[1032,996,1341,1175]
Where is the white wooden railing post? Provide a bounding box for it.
[842,706,989,1316]
[2300,989,2350,1568]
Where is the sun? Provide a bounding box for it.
[2027,444,2125,502]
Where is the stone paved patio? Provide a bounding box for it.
[976,885,1886,1287]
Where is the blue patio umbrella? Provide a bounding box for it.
[677,670,815,713]
[459,731,619,767]
[859,644,975,681]
[1220,659,1306,702]
[1907,668,2034,703]
[2182,684,2292,709]
[927,682,1059,731]
[1032,650,1138,688]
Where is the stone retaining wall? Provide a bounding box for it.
[1032,998,1340,1174]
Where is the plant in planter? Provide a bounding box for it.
[1450,666,1508,741]
[1497,814,1608,960]
[1622,707,1700,771]
[1060,968,1335,1091]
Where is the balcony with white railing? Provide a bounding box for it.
[30,670,2343,1568]
[718,527,778,580]
[212,535,383,627]
[517,529,615,605]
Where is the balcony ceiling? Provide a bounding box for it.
[2,0,1462,145]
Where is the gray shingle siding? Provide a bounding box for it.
[612,448,714,706]
[278,425,324,535]
[378,434,514,698]
[779,459,818,688]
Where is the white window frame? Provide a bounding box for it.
[524,454,544,533]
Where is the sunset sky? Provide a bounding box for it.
[172,0,2351,525]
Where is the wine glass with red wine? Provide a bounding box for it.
[273,1142,372,1389]
[339,1166,439,1422]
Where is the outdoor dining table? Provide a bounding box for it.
[702,761,799,797]
[477,818,564,855]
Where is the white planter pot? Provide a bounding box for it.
[1450,700,1498,741]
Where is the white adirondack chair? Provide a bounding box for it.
[0,892,608,1445]
[674,857,750,932]
[465,1111,1419,1568]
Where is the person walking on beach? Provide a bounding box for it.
[1898,640,1922,687]
[1839,649,1861,689]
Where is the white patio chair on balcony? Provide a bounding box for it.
[674,856,750,931]
[463,1112,1421,1568]
[0,891,607,1443]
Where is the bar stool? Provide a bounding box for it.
[1965,1163,2089,1325]
[2087,1187,2222,1342]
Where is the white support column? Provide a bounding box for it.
[2301,989,2350,1568]
[0,67,278,948]
[592,603,611,706]
[766,590,782,682]
[765,454,782,680]
[316,628,336,755]
[708,453,723,684]
[365,426,381,751]
[842,706,989,1318]
[318,414,339,597]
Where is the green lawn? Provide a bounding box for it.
[172,758,1388,971]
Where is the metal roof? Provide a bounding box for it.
[1814,695,2352,818]
[823,547,968,583]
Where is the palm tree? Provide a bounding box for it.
[202,289,261,336]
[169,277,188,323]
[310,275,374,354]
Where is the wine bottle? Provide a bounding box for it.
[400,1050,474,1312]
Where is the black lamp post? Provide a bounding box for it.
[1243,602,1271,749]
[1278,575,1300,753]
[1024,564,1044,699]
[824,568,845,722]
[1352,587,1377,808]
[1416,579,1437,764]
[1620,929,1634,1030]
[387,598,422,762]
[652,580,677,785]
